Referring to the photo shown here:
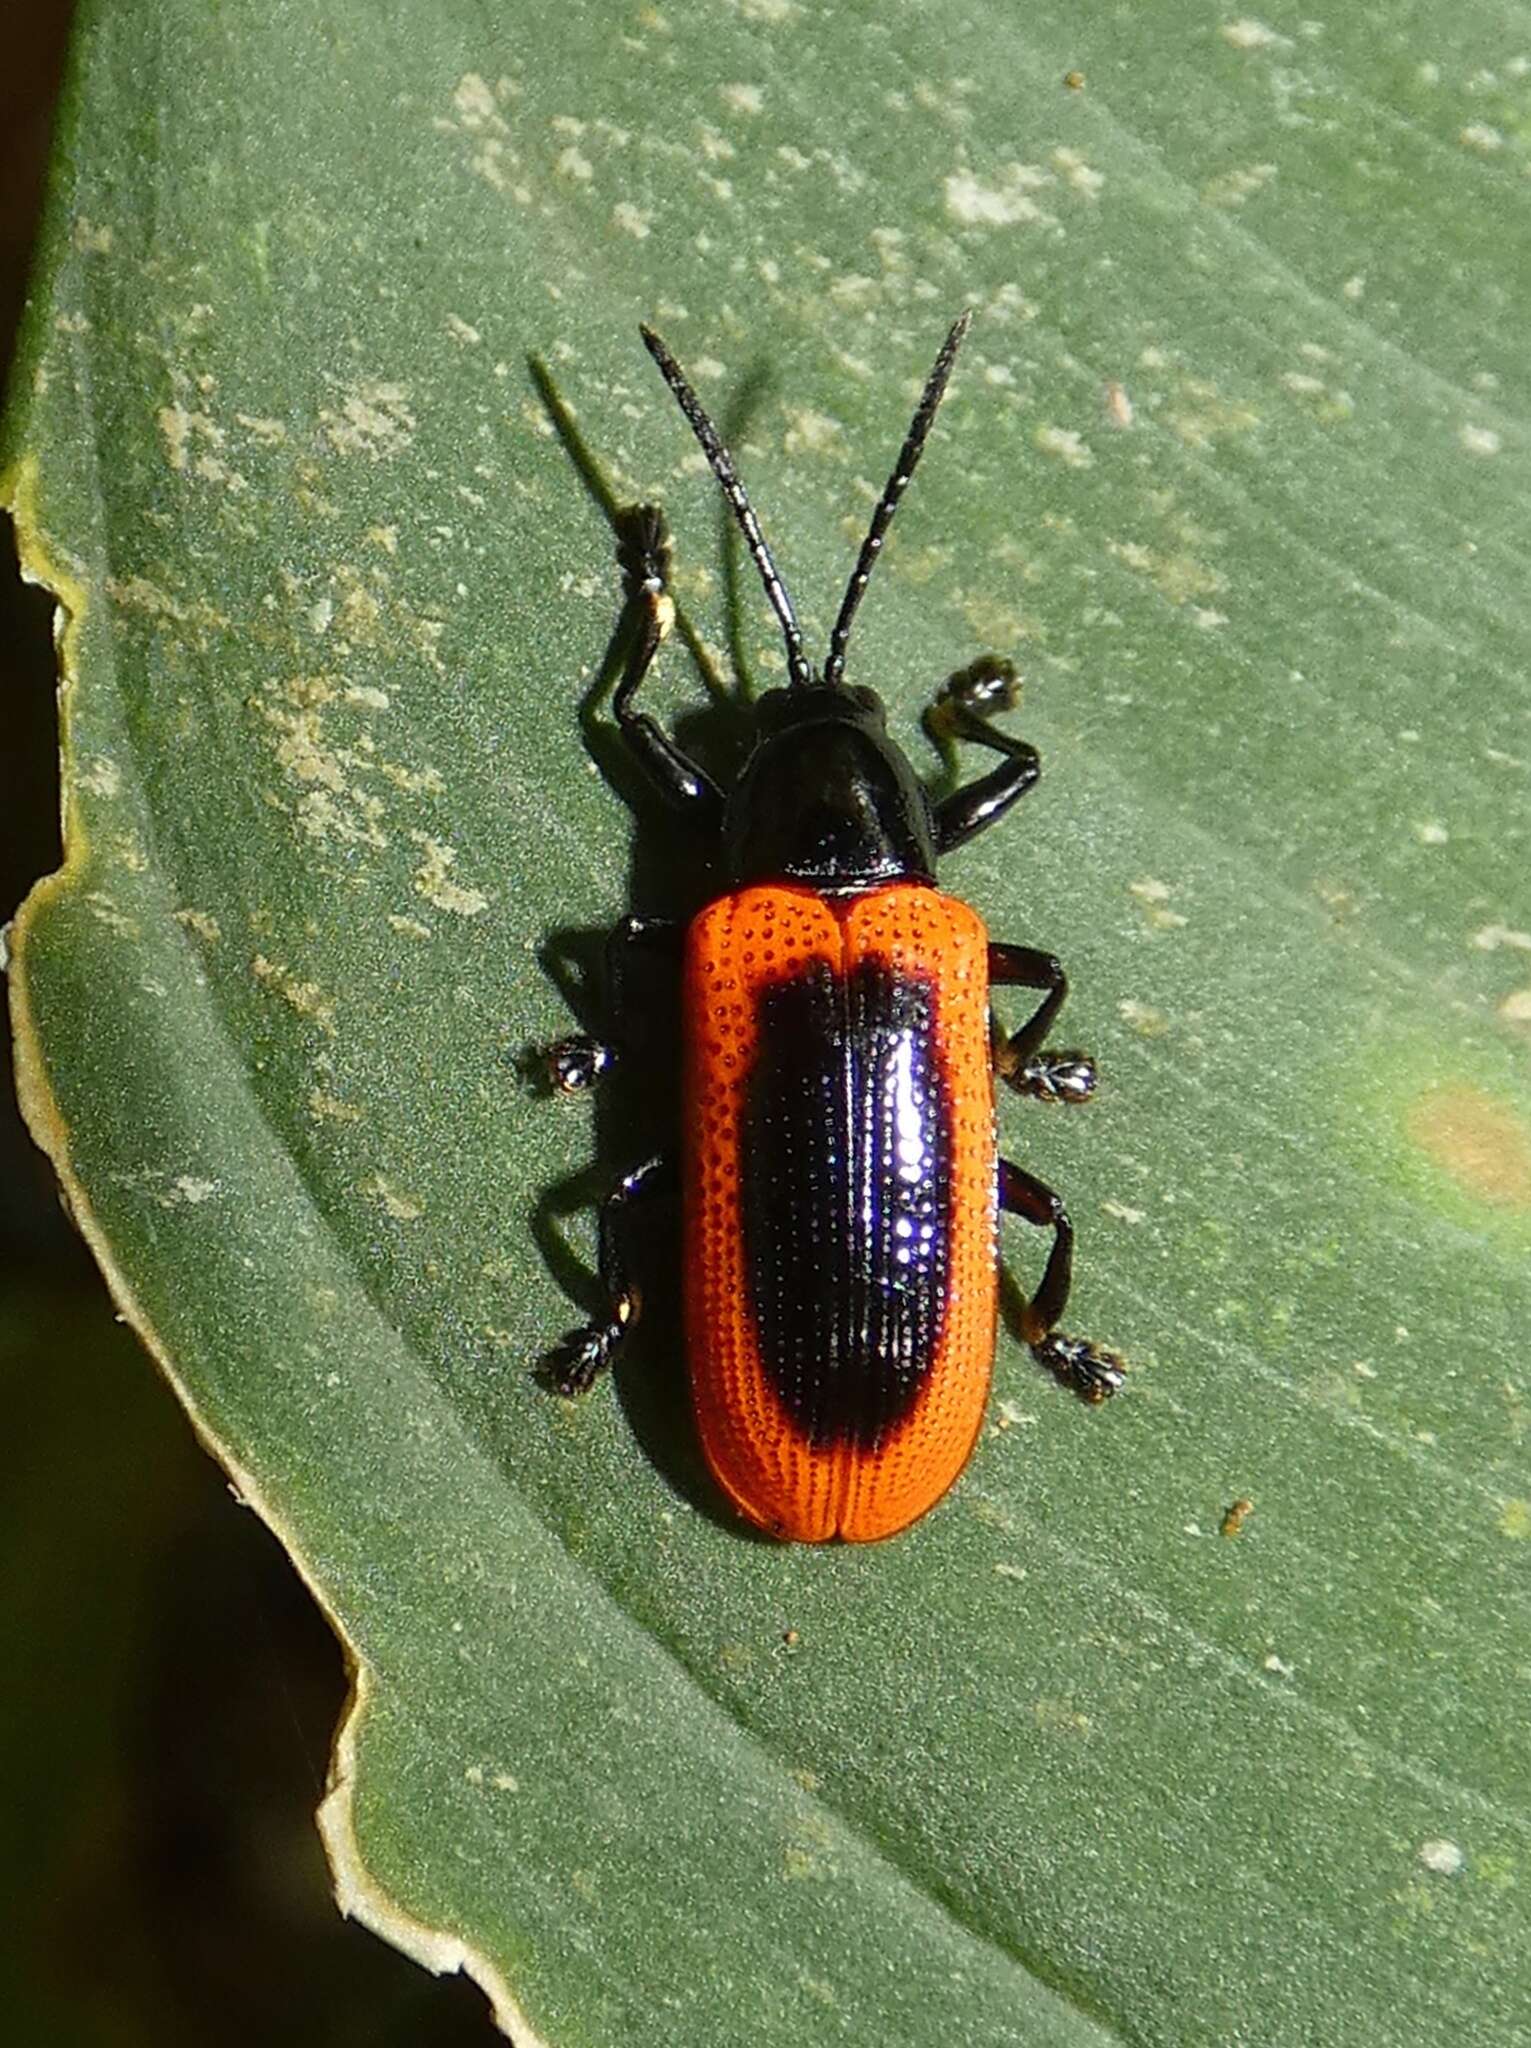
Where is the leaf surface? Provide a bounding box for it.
[8,2,1531,2041]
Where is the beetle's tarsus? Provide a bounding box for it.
[940,653,1021,719]
[546,1034,616,1094]
[545,1320,624,1395]
[620,506,677,642]
[1033,1331,1126,1404]
[1010,1049,1096,1105]
[617,502,673,601]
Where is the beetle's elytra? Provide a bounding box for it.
[545,313,1124,1543]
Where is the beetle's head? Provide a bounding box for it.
[725,684,937,889]
[752,681,882,732]
[638,314,973,890]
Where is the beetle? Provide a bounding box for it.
[545,312,1124,1542]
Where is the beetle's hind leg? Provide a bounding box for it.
[999,1159,1125,1403]
[544,1153,677,1393]
[988,942,1096,1106]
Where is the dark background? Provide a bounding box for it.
[3,13,494,2040]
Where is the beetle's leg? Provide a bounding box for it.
[999,1159,1125,1403]
[546,914,682,1094]
[988,942,1096,1105]
[612,504,725,825]
[926,656,1040,853]
[544,1152,678,1393]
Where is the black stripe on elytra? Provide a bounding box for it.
[741,956,953,1451]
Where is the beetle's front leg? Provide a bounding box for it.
[999,1159,1125,1403]
[988,942,1096,1106]
[612,504,726,824]
[926,656,1040,852]
[544,1153,678,1393]
[545,914,683,1095]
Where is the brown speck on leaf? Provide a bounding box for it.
[1220,1497,1254,1538]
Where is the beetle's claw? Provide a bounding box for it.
[1033,1331,1126,1404]
[544,1322,618,1396]
[546,1035,615,1095]
[1012,1049,1096,1105]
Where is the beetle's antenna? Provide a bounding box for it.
[823,311,972,690]
[640,325,813,689]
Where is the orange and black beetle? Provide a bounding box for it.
[546,314,1123,1542]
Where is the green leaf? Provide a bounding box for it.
[8,1,1530,2040]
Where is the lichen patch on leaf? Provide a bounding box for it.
[309,1088,364,1123]
[251,954,338,1035]
[1107,537,1228,607]
[106,573,230,640]
[174,907,222,943]
[157,400,249,491]
[944,166,1054,229]
[359,1174,425,1220]
[410,833,488,916]
[320,380,418,460]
